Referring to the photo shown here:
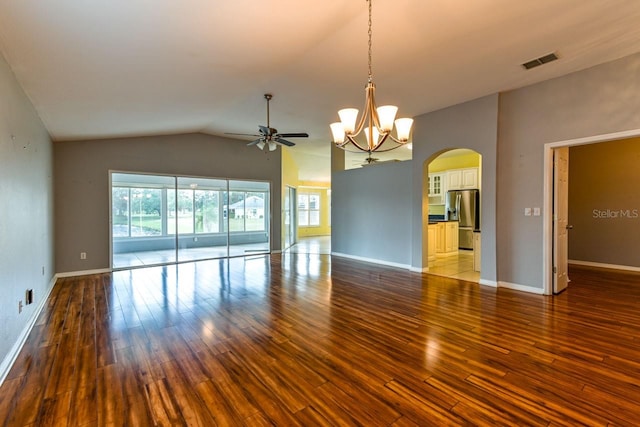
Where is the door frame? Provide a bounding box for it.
[542,128,640,295]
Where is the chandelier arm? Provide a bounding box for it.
[367,83,383,131]
[387,133,410,144]
[371,131,390,151]
[348,82,375,138]
[367,142,407,153]
[345,134,374,152]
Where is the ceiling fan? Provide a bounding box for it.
[225,94,309,151]
[352,154,400,167]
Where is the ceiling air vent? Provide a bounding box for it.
[522,52,559,70]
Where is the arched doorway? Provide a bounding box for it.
[424,149,482,282]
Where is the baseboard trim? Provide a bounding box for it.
[498,281,545,295]
[479,279,498,287]
[56,268,111,278]
[0,274,57,387]
[410,266,430,273]
[331,252,411,271]
[569,260,640,273]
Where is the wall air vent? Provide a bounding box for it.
[522,52,559,70]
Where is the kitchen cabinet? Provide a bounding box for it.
[473,231,481,272]
[428,173,445,204]
[445,221,459,253]
[430,221,458,256]
[446,168,478,190]
[427,224,437,261]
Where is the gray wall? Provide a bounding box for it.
[568,137,640,267]
[498,52,640,289]
[332,161,413,266]
[0,52,54,369]
[411,95,499,283]
[54,133,282,273]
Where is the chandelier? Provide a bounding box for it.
[330,0,413,153]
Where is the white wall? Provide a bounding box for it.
[332,161,413,267]
[0,52,54,377]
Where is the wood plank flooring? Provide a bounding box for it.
[2,254,640,425]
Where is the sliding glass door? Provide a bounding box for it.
[227,180,270,257]
[111,172,270,269]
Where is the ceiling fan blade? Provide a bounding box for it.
[274,137,295,147]
[225,132,260,137]
[247,138,264,146]
[277,132,309,138]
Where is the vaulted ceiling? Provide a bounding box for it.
[1,0,639,181]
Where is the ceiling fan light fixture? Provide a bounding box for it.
[268,141,277,151]
[257,140,266,150]
[330,0,413,155]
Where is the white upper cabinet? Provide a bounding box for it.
[428,173,444,196]
[428,172,445,204]
[446,167,478,190]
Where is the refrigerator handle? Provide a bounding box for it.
[455,193,461,218]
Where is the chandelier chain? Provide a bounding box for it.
[367,0,373,82]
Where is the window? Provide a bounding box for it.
[195,190,220,233]
[168,189,194,234]
[298,192,320,227]
[111,187,162,237]
[226,191,266,232]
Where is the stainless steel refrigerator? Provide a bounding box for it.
[445,189,480,250]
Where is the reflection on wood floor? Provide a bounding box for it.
[2,256,640,425]
[287,236,331,255]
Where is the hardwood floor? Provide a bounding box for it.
[2,255,640,426]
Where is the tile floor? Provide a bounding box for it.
[428,249,480,283]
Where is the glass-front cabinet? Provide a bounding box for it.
[428,173,444,204]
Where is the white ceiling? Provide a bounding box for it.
[1,0,640,181]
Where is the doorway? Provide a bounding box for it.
[424,149,482,282]
[284,186,297,250]
[543,129,640,294]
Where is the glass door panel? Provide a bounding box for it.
[111,173,177,269]
[176,177,229,262]
[228,180,270,257]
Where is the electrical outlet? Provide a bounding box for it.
[18,300,23,314]
[80,252,87,260]
[533,207,541,216]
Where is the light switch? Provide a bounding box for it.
[533,207,541,216]
[524,208,532,216]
